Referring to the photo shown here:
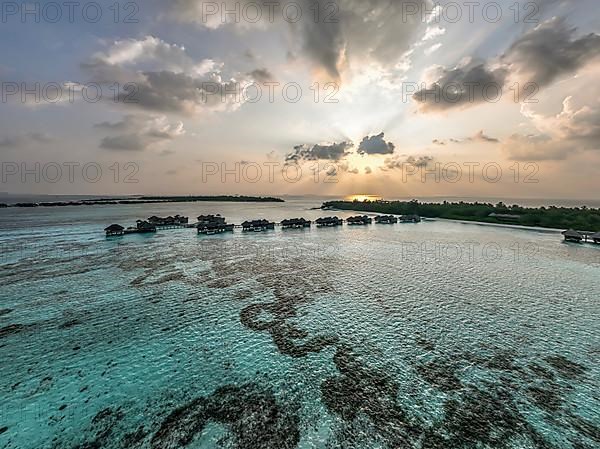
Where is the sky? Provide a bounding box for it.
[1,0,599,200]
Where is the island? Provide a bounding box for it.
[322,199,600,231]
[3,195,284,208]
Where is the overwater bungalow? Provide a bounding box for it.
[148,215,189,226]
[590,232,600,244]
[197,215,234,235]
[104,224,125,236]
[198,215,226,225]
[242,219,275,232]
[281,218,312,229]
[400,214,421,223]
[562,229,583,243]
[136,220,157,233]
[316,217,343,227]
[347,215,373,226]
[374,215,398,224]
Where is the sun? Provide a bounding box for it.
[345,194,383,202]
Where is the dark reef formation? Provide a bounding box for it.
[150,384,299,449]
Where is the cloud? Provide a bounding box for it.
[503,96,600,160]
[83,36,256,115]
[0,137,23,148]
[424,43,442,55]
[382,155,434,170]
[285,141,353,162]
[413,59,507,112]
[357,132,395,155]
[0,132,55,148]
[414,18,600,113]
[248,68,275,83]
[470,130,499,143]
[96,115,185,151]
[502,17,600,87]
[171,0,434,80]
[364,166,372,174]
[433,132,498,145]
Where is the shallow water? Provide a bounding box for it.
[0,199,599,449]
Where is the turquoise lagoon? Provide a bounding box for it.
[0,199,599,449]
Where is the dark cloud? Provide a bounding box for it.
[83,37,248,115]
[172,0,433,80]
[503,17,600,87]
[0,137,22,148]
[434,132,499,145]
[97,115,185,151]
[0,133,55,148]
[413,60,507,112]
[469,131,499,143]
[357,132,395,155]
[248,68,275,83]
[100,134,148,151]
[415,17,600,113]
[285,141,353,163]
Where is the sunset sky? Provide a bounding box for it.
[1,0,599,199]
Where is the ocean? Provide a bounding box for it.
[0,198,599,449]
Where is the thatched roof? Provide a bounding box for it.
[590,232,600,239]
[104,224,124,232]
[562,229,583,238]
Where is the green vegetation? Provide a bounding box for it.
[8,195,285,208]
[322,200,600,231]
